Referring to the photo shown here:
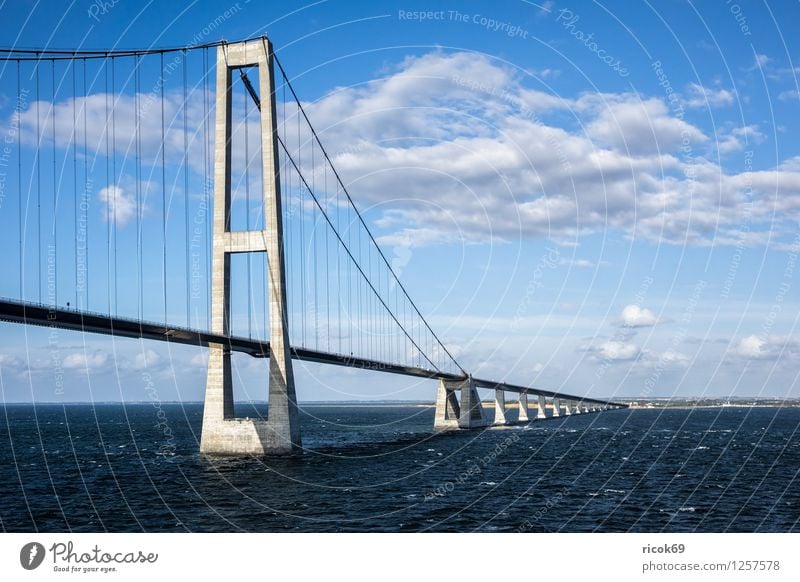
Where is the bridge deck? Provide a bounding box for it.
[0,299,622,408]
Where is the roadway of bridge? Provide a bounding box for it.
[0,298,623,408]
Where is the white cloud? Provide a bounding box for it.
[597,340,640,361]
[13,51,800,252]
[737,335,764,358]
[734,335,800,360]
[62,351,109,369]
[685,83,735,108]
[753,54,770,68]
[778,90,800,101]
[99,185,137,227]
[715,124,765,155]
[619,304,659,327]
[559,258,595,268]
[295,51,799,249]
[658,350,690,365]
[585,96,708,155]
[0,354,25,369]
[133,349,161,370]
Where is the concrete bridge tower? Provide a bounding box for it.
[200,38,301,455]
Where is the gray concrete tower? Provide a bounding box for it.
[200,38,301,456]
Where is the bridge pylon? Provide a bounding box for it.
[201,38,301,456]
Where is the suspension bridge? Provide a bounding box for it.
[0,37,625,455]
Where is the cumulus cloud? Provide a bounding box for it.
[558,258,595,268]
[584,96,707,155]
[596,340,640,361]
[133,349,161,370]
[295,51,799,249]
[715,124,765,154]
[0,354,25,370]
[13,51,800,251]
[619,304,659,327]
[734,335,800,360]
[99,185,137,227]
[62,351,109,369]
[685,83,735,108]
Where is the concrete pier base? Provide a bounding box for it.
[434,379,462,431]
[537,394,547,420]
[552,398,561,417]
[494,389,507,425]
[518,392,530,422]
[459,377,489,428]
[562,400,571,415]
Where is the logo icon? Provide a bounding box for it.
[20,542,46,570]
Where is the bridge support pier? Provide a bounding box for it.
[552,398,561,417]
[494,390,507,425]
[537,394,547,420]
[459,377,489,428]
[518,393,529,422]
[200,38,301,456]
[434,379,462,430]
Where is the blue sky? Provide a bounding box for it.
[0,0,799,403]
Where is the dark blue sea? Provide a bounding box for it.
[1,404,798,532]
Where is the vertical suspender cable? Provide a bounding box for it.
[160,53,167,325]
[17,60,22,299]
[298,102,305,346]
[325,163,330,351]
[312,141,318,349]
[281,77,291,343]
[83,59,89,309]
[104,60,110,315]
[244,80,252,339]
[183,50,189,327]
[72,60,78,307]
[52,61,58,307]
[203,47,210,330]
[35,60,42,303]
[135,55,142,321]
[111,57,117,316]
